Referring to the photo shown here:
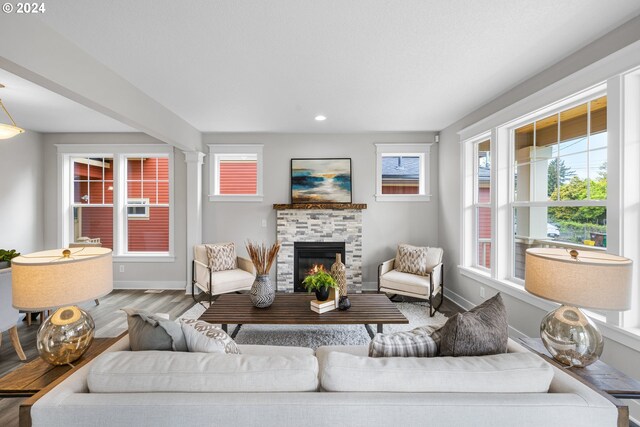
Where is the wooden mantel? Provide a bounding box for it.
[273,203,367,210]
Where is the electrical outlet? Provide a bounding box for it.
[261,219,267,228]
[480,286,485,298]
[119,265,125,273]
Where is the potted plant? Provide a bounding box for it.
[302,265,338,301]
[0,249,20,269]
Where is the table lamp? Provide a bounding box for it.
[525,247,632,367]
[11,247,113,365]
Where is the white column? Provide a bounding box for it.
[184,151,205,293]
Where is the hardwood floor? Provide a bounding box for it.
[0,290,461,427]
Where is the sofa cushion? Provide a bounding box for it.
[88,351,319,393]
[439,293,508,357]
[320,351,553,393]
[380,269,430,296]
[180,319,240,354]
[205,242,237,272]
[122,308,187,352]
[368,325,440,357]
[239,344,314,357]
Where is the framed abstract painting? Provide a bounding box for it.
[291,158,352,204]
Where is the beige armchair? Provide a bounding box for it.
[378,247,444,317]
[192,244,255,304]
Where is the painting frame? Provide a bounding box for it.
[290,158,352,204]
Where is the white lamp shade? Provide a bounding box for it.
[525,248,632,310]
[11,248,113,311]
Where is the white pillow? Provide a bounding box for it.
[180,319,240,354]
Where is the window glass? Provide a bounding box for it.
[217,154,258,195]
[381,155,421,194]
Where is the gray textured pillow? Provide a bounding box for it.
[369,325,441,358]
[438,293,508,357]
[122,308,187,352]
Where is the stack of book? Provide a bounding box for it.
[310,299,336,314]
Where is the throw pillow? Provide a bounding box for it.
[395,244,429,276]
[180,318,240,354]
[369,324,441,357]
[122,308,187,352]
[205,242,237,272]
[438,293,508,357]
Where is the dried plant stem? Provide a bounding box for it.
[246,240,281,275]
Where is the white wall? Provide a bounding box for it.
[0,130,44,254]
[42,133,187,289]
[202,132,438,289]
[438,15,640,421]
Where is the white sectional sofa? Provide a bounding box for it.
[30,335,622,427]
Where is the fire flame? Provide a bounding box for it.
[308,264,326,275]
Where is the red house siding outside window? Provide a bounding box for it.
[71,156,170,253]
[126,157,170,252]
[72,158,114,249]
[218,159,258,195]
[476,140,491,269]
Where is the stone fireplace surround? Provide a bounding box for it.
[275,204,366,293]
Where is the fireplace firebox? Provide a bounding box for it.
[293,242,346,292]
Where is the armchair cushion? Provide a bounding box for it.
[209,268,255,294]
[205,242,237,272]
[379,269,431,296]
[395,244,429,276]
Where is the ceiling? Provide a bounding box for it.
[0,69,134,133]
[5,1,640,133]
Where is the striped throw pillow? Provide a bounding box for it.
[368,325,441,357]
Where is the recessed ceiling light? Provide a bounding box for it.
[315,115,327,121]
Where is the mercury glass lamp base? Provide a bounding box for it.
[36,305,95,366]
[540,305,603,368]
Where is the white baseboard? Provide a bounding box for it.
[443,287,475,311]
[114,280,186,290]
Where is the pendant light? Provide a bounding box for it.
[0,84,25,139]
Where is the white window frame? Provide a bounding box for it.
[208,144,264,202]
[472,134,493,271]
[57,144,174,262]
[375,143,432,202]
[459,61,640,345]
[127,198,150,219]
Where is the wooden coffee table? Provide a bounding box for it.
[198,293,408,339]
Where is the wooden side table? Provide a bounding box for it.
[0,332,126,427]
[520,337,640,427]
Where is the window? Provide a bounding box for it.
[209,144,263,201]
[71,157,114,249]
[59,145,173,260]
[127,198,149,218]
[474,138,492,269]
[375,143,432,201]
[512,95,607,279]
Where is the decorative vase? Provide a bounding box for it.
[338,296,351,310]
[250,275,275,308]
[0,261,9,269]
[315,287,330,301]
[331,253,347,298]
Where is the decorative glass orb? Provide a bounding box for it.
[37,306,95,365]
[540,305,603,368]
